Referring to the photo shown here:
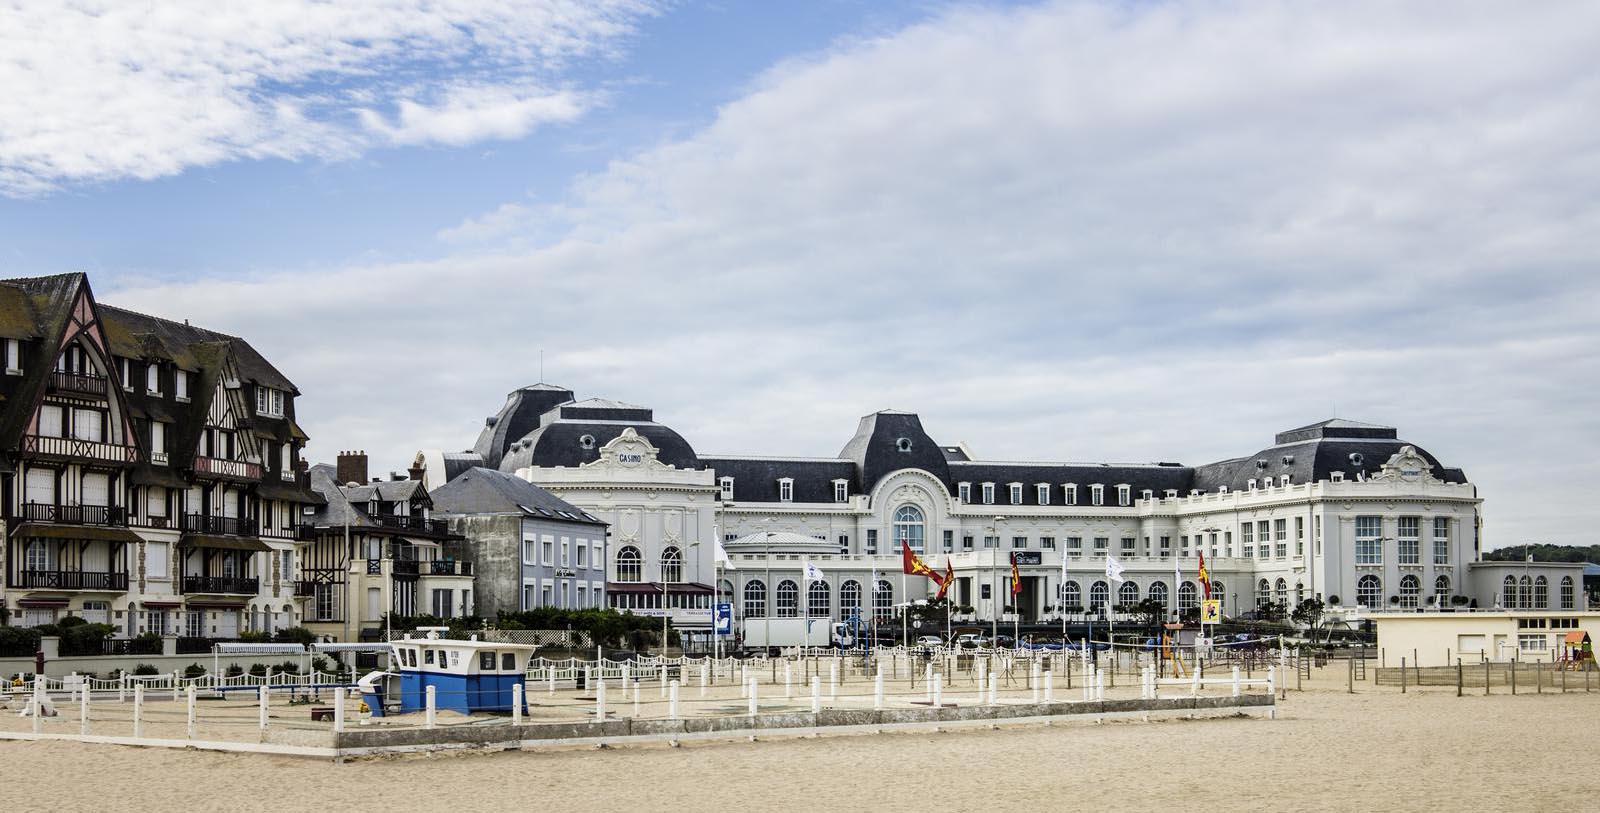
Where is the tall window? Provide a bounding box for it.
[1241,523,1254,558]
[1434,575,1451,605]
[1065,536,1082,557]
[719,477,734,500]
[942,530,954,553]
[1274,578,1287,605]
[1256,579,1272,609]
[616,546,642,583]
[893,505,925,554]
[1560,576,1575,610]
[833,480,848,502]
[1062,581,1081,609]
[1064,484,1077,505]
[778,478,793,502]
[1088,581,1109,613]
[1534,576,1548,609]
[743,580,766,618]
[1178,581,1197,610]
[1036,484,1050,505]
[865,529,877,555]
[1398,575,1419,608]
[1009,483,1022,505]
[1502,575,1517,609]
[1274,519,1288,558]
[873,580,893,619]
[1357,574,1382,608]
[1148,581,1168,606]
[1090,484,1104,506]
[1118,581,1138,607]
[958,483,971,504]
[1355,516,1382,565]
[840,580,862,618]
[1257,521,1270,558]
[1519,575,1533,610]
[1116,485,1130,506]
[981,483,995,505]
[174,370,188,400]
[660,546,682,583]
[775,580,799,617]
[1397,517,1420,564]
[1432,517,1450,565]
[808,581,830,617]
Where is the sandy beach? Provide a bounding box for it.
[1,668,1593,812]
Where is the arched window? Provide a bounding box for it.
[775,580,799,617]
[1560,576,1575,610]
[1178,581,1197,610]
[1089,581,1109,614]
[1062,580,1081,610]
[1357,575,1382,608]
[1433,575,1451,606]
[874,579,894,619]
[616,546,641,583]
[1534,575,1548,609]
[1118,581,1139,607]
[1502,575,1517,609]
[1210,581,1225,610]
[1148,581,1168,606]
[1519,575,1533,610]
[1398,575,1420,608]
[718,579,735,604]
[892,505,925,554]
[660,546,682,583]
[743,579,766,618]
[840,580,862,618]
[1257,578,1272,609]
[1274,578,1288,606]
[1295,582,1305,605]
[808,581,831,617]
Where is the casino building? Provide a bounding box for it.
[418,384,1586,642]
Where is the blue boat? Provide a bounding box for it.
[359,631,537,717]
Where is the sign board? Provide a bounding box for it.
[714,602,733,635]
[1012,551,1042,566]
[1200,599,1222,624]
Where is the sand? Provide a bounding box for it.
[1,669,1595,812]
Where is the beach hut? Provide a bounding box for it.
[361,631,536,716]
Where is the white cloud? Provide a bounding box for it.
[104,0,1600,546]
[0,0,658,195]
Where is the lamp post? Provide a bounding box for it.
[686,541,702,654]
[990,516,1005,644]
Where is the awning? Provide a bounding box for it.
[185,599,249,608]
[140,601,182,608]
[9,522,142,543]
[606,582,714,596]
[17,594,71,608]
[178,534,272,552]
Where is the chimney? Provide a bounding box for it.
[336,450,368,486]
[408,452,426,483]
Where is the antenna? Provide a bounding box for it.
[540,349,544,382]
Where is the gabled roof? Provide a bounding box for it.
[99,303,297,393]
[430,467,605,525]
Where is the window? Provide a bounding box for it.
[1502,575,1518,609]
[833,480,848,503]
[1062,581,1081,609]
[807,582,830,617]
[255,386,284,417]
[1120,537,1135,554]
[1257,521,1270,558]
[1117,485,1131,506]
[775,580,799,617]
[1065,536,1081,557]
[1518,633,1549,653]
[1009,483,1022,505]
[38,404,64,437]
[1064,484,1078,505]
[146,542,169,581]
[1241,523,1254,558]
[660,546,682,583]
[3,338,19,373]
[942,530,954,553]
[71,408,104,442]
[1148,581,1168,606]
[981,483,995,505]
[1274,519,1287,558]
[1560,576,1575,610]
[616,546,642,582]
[1434,575,1451,605]
[1432,517,1450,565]
[1158,536,1171,558]
[743,580,766,617]
[1357,574,1382,608]
[840,580,862,618]
[24,468,55,505]
[1534,576,1548,610]
[1398,575,1420,607]
[865,529,877,555]
[958,483,971,504]
[1397,517,1420,564]
[560,538,570,567]
[1355,516,1382,565]
[1178,581,1197,610]
[1093,536,1108,552]
[145,610,168,636]
[1091,484,1104,506]
[1012,536,1026,549]
[576,541,587,568]
[25,539,53,571]
[893,505,925,553]
[962,535,973,551]
[174,370,189,400]
[983,535,999,549]
[719,477,734,500]
[1118,581,1138,607]
[1295,516,1304,556]
[873,580,893,619]
[1088,581,1109,613]
[778,478,793,502]
[146,486,167,518]
[1040,536,1055,549]
[1257,579,1272,609]
[1036,484,1050,505]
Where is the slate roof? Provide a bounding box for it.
[471,383,575,469]
[497,419,701,472]
[430,467,605,526]
[699,457,859,502]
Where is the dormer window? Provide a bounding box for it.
[958,482,971,504]
[1140,488,1152,501]
[981,483,995,505]
[145,362,160,395]
[1279,474,1290,487]
[1331,471,1345,482]
[1008,483,1022,505]
[832,479,848,503]
[778,477,793,502]
[1064,483,1078,506]
[578,434,596,450]
[255,386,285,418]
[1165,489,1178,499]
[1247,478,1257,490]
[1118,485,1132,506]
[118,358,132,390]
[3,338,20,375]
[1036,483,1050,505]
[174,370,189,401]
[895,437,913,452]
[719,476,734,500]
[1219,485,1230,493]
[1090,484,1104,506]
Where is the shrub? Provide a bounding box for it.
[238,630,272,643]
[1327,595,1341,606]
[226,665,244,677]
[183,663,207,679]
[277,660,301,675]
[58,622,116,656]
[271,627,315,645]
[249,663,268,677]
[57,615,88,629]
[132,664,159,676]
[0,626,42,657]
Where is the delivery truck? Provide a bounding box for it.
[741,617,834,653]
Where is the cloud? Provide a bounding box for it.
[0,0,659,195]
[103,0,1600,546]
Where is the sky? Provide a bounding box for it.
[2,0,1597,548]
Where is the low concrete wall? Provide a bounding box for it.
[1,651,321,678]
[329,694,1273,752]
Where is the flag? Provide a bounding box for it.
[935,560,955,600]
[803,561,823,582]
[713,540,732,567]
[901,540,939,582]
[1196,551,1211,599]
[1010,551,1022,597]
[1105,555,1126,584]
[870,567,878,593]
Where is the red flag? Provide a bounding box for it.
[1197,551,1212,599]
[1010,551,1022,597]
[935,560,955,600]
[902,539,938,581]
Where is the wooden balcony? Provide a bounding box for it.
[193,456,262,480]
[180,513,257,536]
[180,575,259,594]
[20,502,126,526]
[425,560,473,576]
[17,569,129,591]
[22,434,140,465]
[49,370,108,396]
[369,514,452,536]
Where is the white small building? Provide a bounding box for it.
[1372,610,1600,667]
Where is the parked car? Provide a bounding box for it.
[915,635,943,648]
[955,633,983,649]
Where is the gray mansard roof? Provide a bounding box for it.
[431,467,605,526]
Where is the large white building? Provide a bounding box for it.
[418,385,1586,641]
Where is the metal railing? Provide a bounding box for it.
[180,575,260,594]
[49,370,107,395]
[425,560,473,576]
[194,456,263,480]
[180,513,256,536]
[19,502,126,526]
[369,514,451,535]
[16,569,129,590]
[21,434,140,464]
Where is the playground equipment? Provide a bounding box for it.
[1559,630,1594,670]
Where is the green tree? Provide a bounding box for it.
[1290,597,1325,630]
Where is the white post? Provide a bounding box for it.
[425,685,438,728]
[633,679,641,718]
[1231,666,1241,698]
[1191,664,1201,696]
[548,666,556,696]
[986,672,998,706]
[1031,664,1041,704]
[596,678,607,722]
[748,676,758,717]
[118,674,127,703]
[670,680,680,720]
[977,658,988,696]
[925,663,934,702]
[1268,665,1277,698]
[784,661,793,698]
[186,685,197,739]
[660,664,668,699]
[171,670,180,702]
[1095,666,1105,701]
[79,686,91,735]
[622,661,630,688]
[830,658,839,699]
[258,686,269,730]
[335,687,348,732]
[31,679,43,735]
[1044,670,1054,703]
[933,673,943,709]
[133,685,145,738]
[874,670,885,710]
[700,661,709,697]
[811,676,821,714]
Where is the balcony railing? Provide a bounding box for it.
[279,469,297,483]
[20,502,127,526]
[293,580,317,597]
[49,370,107,396]
[21,434,140,464]
[391,559,421,576]
[17,569,129,590]
[369,514,451,535]
[193,456,262,480]
[181,575,259,594]
[426,560,473,576]
[150,450,169,466]
[181,514,257,536]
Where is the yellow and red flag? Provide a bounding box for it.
[902,540,940,581]
[935,560,955,600]
[1010,551,1022,597]
[1197,551,1211,599]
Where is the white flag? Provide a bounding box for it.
[804,561,823,582]
[714,540,732,566]
[1105,555,1126,584]
[870,567,878,592]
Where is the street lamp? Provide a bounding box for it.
[686,541,702,654]
[990,516,1006,643]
